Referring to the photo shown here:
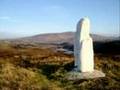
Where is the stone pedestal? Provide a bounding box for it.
[65,70,105,80]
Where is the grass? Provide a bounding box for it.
[0,61,62,90]
[0,42,120,90]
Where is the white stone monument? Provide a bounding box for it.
[74,17,94,72]
[66,17,105,80]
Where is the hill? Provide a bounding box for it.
[8,32,117,44]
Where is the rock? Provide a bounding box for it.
[74,17,94,72]
[65,70,105,80]
[66,17,105,80]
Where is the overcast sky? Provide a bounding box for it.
[0,0,119,39]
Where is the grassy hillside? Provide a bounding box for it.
[0,42,120,90]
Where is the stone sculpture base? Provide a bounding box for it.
[65,70,105,80]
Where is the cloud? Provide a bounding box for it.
[0,16,17,22]
[42,5,65,11]
[40,5,70,19]
[47,5,63,9]
[0,16,11,20]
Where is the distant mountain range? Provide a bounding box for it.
[8,32,118,44]
[0,32,119,54]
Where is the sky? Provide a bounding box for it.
[0,0,119,39]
